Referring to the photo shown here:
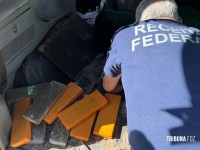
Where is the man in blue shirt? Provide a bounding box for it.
[103,0,200,149]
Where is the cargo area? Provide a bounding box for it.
[1,0,200,150]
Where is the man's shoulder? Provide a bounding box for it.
[116,24,137,33]
[112,20,164,38]
[112,23,137,39]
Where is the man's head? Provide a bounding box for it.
[135,0,180,22]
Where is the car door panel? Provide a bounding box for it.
[0,0,75,149]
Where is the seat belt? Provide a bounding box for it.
[0,52,7,92]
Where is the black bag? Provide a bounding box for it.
[95,9,135,50]
[14,51,71,88]
[76,0,101,13]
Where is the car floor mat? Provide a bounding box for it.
[38,13,99,80]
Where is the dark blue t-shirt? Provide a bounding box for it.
[104,19,200,150]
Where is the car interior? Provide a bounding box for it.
[0,0,200,149]
[0,0,75,149]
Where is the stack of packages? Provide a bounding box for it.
[7,75,121,148]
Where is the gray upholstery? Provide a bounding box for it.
[0,95,12,150]
[0,0,30,23]
[0,52,6,86]
[37,0,75,21]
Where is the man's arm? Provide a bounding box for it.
[103,74,123,93]
[103,31,123,93]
